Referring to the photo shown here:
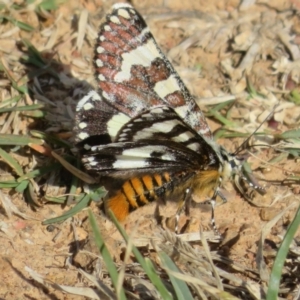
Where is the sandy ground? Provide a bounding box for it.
[0,0,300,299]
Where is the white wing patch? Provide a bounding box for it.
[154,74,181,99]
[172,131,195,143]
[107,112,131,142]
[76,90,99,112]
[113,156,150,169]
[115,38,160,82]
[132,120,182,141]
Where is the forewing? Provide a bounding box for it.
[94,3,212,138]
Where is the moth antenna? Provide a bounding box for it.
[246,144,274,150]
[233,103,279,156]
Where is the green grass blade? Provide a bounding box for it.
[0,148,24,176]
[109,211,173,300]
[205,100,237,127]
[246,77,259,97]
[17,162,61,181]
[15,180,29,193]
[0,61,28,93]
[37,0,64,11]
[0,95,22,108]
[51,151,96,184]
[0,180,19,188]
[208,99,235,113]
[212,112,237,127]
[158,251,194,300]
[0,103,44,113]
[1,15,35,31]
[44,193,87,204]
[30,130,72,148]
[88,210,127,300]
[266,204,300,300]
[44,195,67,204]
[21,39,60,79]
[276,129,300,140]
[22,110,45,118]
[66,168,80,205]
[0,134,43,146]
[42,194,91,225]
[89,186,107,202]
[22,39,46,67]
[23,180,40,207]
[288,89,300,105]
[268,152,289,164]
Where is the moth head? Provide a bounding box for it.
[218,146,235,181]
[216,147,266,201]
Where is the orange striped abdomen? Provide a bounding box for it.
[105,172,174,221]
[105,169,221,222]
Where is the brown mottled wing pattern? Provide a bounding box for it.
[93,3,212,139]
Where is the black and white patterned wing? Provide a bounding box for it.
[75,90,130,144]
[93,3,212,139]
[80,106,220,177]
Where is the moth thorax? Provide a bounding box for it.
[227,154,243,178]
[221,159,233,181]
[218,147,234,181]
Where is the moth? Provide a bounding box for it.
[75,3,265,232]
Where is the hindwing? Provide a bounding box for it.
[75,90,130,143]
[79,106,221,178]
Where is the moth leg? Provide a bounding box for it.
[204,187,222,236]
[174,188,192,234]
[217,190,227,205]
[234,173,266,202]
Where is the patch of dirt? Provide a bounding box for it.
[0,0,300,299]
